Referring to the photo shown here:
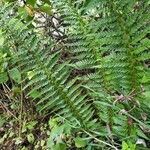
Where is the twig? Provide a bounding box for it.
[106,124,115,146]
[18,83,23,137]
[0,101,19,120]
[82,129,119,150]
[121,110,150,130]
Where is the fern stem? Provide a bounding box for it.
[109,1,140,93]
[83,129,119,150]
[19,83,23,137]
[28,50,87,129]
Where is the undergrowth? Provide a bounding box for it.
[0,0,150,150]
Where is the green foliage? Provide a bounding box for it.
[0,52,9,83]
[27,133,35,144]
[51,143,67,150]
[8,68,21,83]
[74,137,87,148]
[26,0,36,6]
[0,72,8,83]
[0,115,6,128]
[47,117,72,149]
[122,141,136,150]
[0,0,150,149]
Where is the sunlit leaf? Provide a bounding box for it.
[9,68,21,83]
[26,0,36,6]
[27,133,35,143]
[52,143,66,150]
[74,137,87,148]
[0,72,8,83]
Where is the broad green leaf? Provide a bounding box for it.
[27,133,35,143]
[29,90,40,99]
[41,0,51,5]
[74,137,87,148]
[9,68,21,83]
[26,121,38,130]
[122,141,129,150]
[0,72,8,83]
[39,4,52,15]
[52,143,66,150]
[26,0,36,6]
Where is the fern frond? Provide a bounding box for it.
[1,1,150,147]
[0,4,98,131]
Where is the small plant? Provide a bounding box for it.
[122,141,136,150]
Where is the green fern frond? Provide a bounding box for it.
[0,4,99,131]
[1,1,150,148]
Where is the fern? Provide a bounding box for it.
[50,0,150,142]
[0,1,150,149]
[0,3,98,132]
[51,0,150,95]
